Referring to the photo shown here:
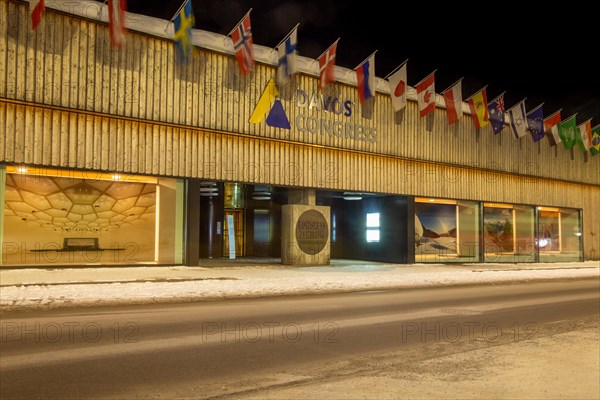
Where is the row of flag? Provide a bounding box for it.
[28,1,599,157]
[29,0,128,46]
[241,16,599,159]
[370,57,598,156]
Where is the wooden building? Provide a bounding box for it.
[0,0,597,267]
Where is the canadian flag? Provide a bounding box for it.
[416,71,436,117]
[109,0,127,47]
[30,0,45,30]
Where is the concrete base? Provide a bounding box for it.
[281,204,330,265]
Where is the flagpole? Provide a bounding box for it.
[562,113,578,123]
[383,59,408,80]
[507,98,527,110]
[353,50,378,70]
[275,23,300,49]
[414,69,436,87]
[317,37,340,60]
[97,0,108,18]
[170,0,189,22]
[441,77,464,94]
[527,103,545,114]
[488,91,506,105]
[465,85,489,101]
[227,8,252,36]
[544,108,562,120]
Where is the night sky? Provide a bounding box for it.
[109,0,599,127]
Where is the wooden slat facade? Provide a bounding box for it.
[1,0,599,260]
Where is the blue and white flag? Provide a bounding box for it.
[526,104,545,142]
[487,93,505,134]
[507,100,529,139]
[276,25,298,87]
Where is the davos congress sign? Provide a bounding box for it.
[249,79,377,144]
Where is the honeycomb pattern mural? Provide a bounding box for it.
[4,174,156,232]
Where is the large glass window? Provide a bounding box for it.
[415,198,480,263]
[1,166,184,266]
[483,203,535,262]
[538,207,582,262]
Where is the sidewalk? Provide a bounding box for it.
[1,260,598,311]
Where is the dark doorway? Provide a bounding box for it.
[318,191,412,264]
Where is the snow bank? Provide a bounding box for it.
[1,261,598,311]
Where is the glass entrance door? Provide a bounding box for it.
[223,209,244,257]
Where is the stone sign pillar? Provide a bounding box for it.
[281,189,330,265]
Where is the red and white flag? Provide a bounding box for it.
[109,0,127,47]
[30,0,45,30]
[416,71,436,117]
[317,39,339,91]
[387,61,407,112]
[543,109,562,146]
[442,79,463,125]
[229,10,254,75]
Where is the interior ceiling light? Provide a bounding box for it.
[200,182,219,196]
[342,192,362,200]
[252,190,271,200]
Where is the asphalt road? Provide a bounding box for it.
[1,279,599,399]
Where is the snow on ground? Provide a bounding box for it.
[1,261,598,311]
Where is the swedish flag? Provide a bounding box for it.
[173,0,195,61]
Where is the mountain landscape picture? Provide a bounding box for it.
[415,203,457,255]
[484,207,514,253]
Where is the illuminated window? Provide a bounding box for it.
[366,213,379,227]
[366,213,380,243]
[1,167,185,266]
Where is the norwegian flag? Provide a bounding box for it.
[317,39,339,91]
[230,11,254,75]
[30,0,45,30]
[109,0,127,47]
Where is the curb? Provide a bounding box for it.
[1,272,598,313]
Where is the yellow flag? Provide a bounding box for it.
[468,88,489,128]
